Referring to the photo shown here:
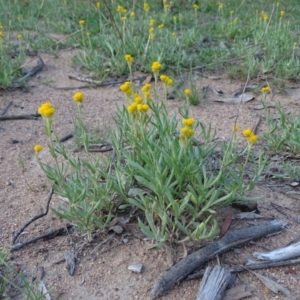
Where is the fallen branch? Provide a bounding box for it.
[187,258,300,280]
[14,56,44,84]
[55,75,147,90]
[12,189,54,244]
[59,132,73,142]
[0,113,40,121]
[10,225,73,252]
[150,220,285,299]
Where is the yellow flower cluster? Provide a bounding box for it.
[180,118,195,142]
[127,93,150,114]
[261,86,271,93]
[96,2,101,8]
[124,54,134,64]
[242,128,258,144]
[117,5,127,14]
[149,19,155,27]
[144,2,150,12]
[158,24,165,29]
[79,19,85,26]
[120,81,132,96]
[38,102,55,118]
[73,91,84,103]
[34,144,43,153]
[160,75,173,86]
[193,4,199,10]
[130,11,135,18]
[17,34,22,40]
[141,83,152,101]
[151,61,162,73]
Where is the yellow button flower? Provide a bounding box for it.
[96,2,101,8]
[124,54,134,64]
[249,134,258,144]
[127,102,137,113]
[134,93,143,104]
[73,91,84,103]
[137,104,150,112]
[144,3,150,12]
[79,20,85,26]
[38,102,55,118]
[261,86,271,93]
[34,144,43,153]
[182,118,195,127]
[184,89,191,96]
[242,128,253,138]
[158,24,165,29]
[151,61,162,72]
[233,125,239,132]
[141,83,151,93]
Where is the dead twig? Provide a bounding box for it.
[187,258,300,280]
[54,75,147,90]
[0,113,40,121]
[59,132,73,142]
[0,101,13,116]
[12,189,54,244]
[10,225,73,252]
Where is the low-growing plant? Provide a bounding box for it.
[34,57,266,245]
[263,103,300,155]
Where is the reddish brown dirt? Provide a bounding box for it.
[1,50,300,300]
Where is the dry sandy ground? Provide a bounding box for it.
[1,50,300,300]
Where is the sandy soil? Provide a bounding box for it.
[1,50,300,300]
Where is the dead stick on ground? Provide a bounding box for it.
[10,225,73,252]
[12,189,54,244]
[187,258,300,280]
[0,113,40,121]
[150,220,286,299]
[1,101,13,116]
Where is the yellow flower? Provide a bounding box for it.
[249,134,258,144]
[181,127,194,138]
[144,2,150,12]
[280,10,285,18]
[0,31,4,39]
[193,4,199,10]
[149,27,155,34]
[242,128,253,138]
[96,2,101,8]
[134,93,143,104]
[276,2,280,7]
[149,19,155,27]
[121,16,127,21]
[158,24,165,29]
[120,81,132,95]
[124,54,134,64]
[34,144,43,153]
[172,32,176,37]
[230,10,234,15]
[73,91,84,103]
[160,75,173,85]
[233,17,239,23]
[141,83,151,93]
[130,11,135,18]
[79,20,85,26]
[263,13,269,21]
[218,2,224,11]
[182,118,195,127]
[38,102,55,118]
[173,16,177,22]
[127,102,137,113]
[17,34,22,40]
[233,125,239,132]
[261,86,271,93]
[117,5,127,14]
[151,61,162,72]
[144,91,152,101]
[137,104,150,112]
[184,89,191,96]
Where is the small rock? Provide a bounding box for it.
[109,225,123,234]
[128,262,143,273]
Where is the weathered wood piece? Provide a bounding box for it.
[195,265,234,300]
[254,241,300,261]
[151,220,286,299]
